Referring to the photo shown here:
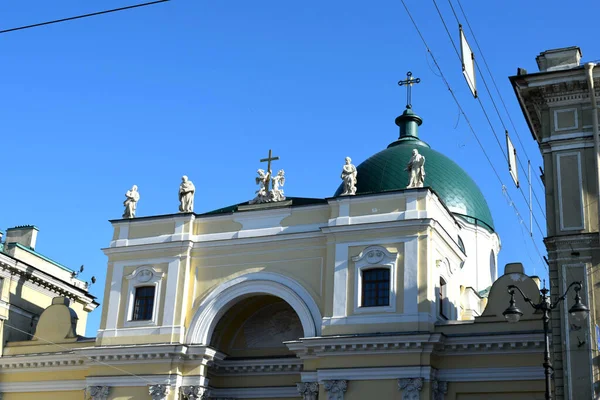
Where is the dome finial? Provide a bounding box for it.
[394,72,423,140]
[398,71,421,109]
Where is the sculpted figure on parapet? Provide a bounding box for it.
[123,185,140,219]
[179,175,196,213]
[340,156,357,196]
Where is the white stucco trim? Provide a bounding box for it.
[85,374,179,387]
[560,262,593,400]
[331,236,418,319]
[543,141,594,154]
[123,266,164,328]
[437,366,544,381]
[97,325,182,338]
[299,366,543,383]
[211,386,297,398]
[104,257,181,334]
[554,108,579,132]
[185,272,322,344]
[353,246,397,314]
[556,151,585,231]
[162,259,181,329]
[316,366,433,381]
[404,236,419,315]
[0,380,86,392]
[321,312,436,327]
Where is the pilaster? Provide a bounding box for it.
[431,380,448,400]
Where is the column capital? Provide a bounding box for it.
[149,384,169,400]
[323,380,347,400]
[181,385,210,400]
[85,386,110,400]
[398,378,423,400]
[297,382,319,400]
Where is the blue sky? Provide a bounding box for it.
[1,0,598,336]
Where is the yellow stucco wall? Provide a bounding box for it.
[128,221,175,239]
[3,391,83,400]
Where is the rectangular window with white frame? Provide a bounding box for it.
[124,266,164,327]
[352,245,397,314]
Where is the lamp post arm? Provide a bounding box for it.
[550,281,582,310]
[507,284,540,309]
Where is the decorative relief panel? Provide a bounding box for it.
[242,301,303,349]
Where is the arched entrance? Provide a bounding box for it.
[210,295,304,358]
[185,272,322,345]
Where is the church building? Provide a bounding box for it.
[0,85,547,399]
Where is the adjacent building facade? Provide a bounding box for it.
[0,225,98,354]
[0,104,548,399]
[511,46,600,399]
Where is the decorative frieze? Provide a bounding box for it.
[398,378,423,400]
[149,384,169,400]
[181,386,210,400]
[323,380,347,400]
[297,382,319,400]
[85,386,110,400]
[211,358,302,376]
[431,380,448,400]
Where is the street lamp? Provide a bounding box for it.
[502,282,589,400]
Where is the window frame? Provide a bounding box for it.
[132,285,156,321]
[439,276,448,320]
[124,266,164,327]
[361,268,391,308]
[352,245,397,314]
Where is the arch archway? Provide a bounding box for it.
[185,272,322,345]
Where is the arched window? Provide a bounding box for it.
[439,277,448,319]
[133,286,156,321]
[490,250,496,281]
[457,236,466,269]
[457,236,466,255]
[361,268,390,307]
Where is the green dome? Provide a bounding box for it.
[334,109,495,230]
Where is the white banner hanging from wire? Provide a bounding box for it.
[506,131,519,188]
[459,25,477,98]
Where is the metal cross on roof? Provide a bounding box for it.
[398,71,421,109]
[259,149,280,191]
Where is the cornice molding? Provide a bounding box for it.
[0,257,97,308]
[286,332,545,358]
[0,344,225,372]
[210,358,302,376]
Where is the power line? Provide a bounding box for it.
[0,0,169,35]
[4,322,161,386]
[446,0,547,219]
[431,0,547,236]
[454,0,545,193]
[399,0,547,273]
